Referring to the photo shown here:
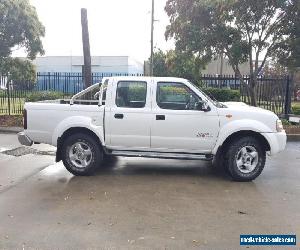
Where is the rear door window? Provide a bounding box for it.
[116,81,147,108]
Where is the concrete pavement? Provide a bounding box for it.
[0,133,55,192]
[0,133,299,249]
[0,133,21,152]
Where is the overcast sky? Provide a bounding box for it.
[15,0,174,62]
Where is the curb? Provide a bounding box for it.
[0,127,23,134]
[287,134,300,142]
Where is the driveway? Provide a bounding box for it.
[0,133,299,249]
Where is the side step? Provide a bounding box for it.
[109,150,213,161]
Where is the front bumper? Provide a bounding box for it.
[261,131,287,155]
[17,132,33,146]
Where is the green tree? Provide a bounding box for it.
[0,0,44,88]
[165,0,292,106]
[152,49,201,82]
[153,49,168,77]
[165,50,201,82]
[0,57,36,89]
[0,0,45,59]
[276,0,300,71]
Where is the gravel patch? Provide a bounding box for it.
[1,146,55,157]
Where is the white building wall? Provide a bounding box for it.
[202,58,251,75]
[31,56,144,74]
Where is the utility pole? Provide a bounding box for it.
[220,52,224,76]
[150,0,154,76]
[81,8,92,88]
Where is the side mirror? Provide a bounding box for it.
[196,100,211,112]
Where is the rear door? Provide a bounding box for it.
[106,79,152,150]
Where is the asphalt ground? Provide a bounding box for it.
[0,133,299,249]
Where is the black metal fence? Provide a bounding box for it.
[200,74,292,115]
[35,72,144,93]
[0,73,293,115]
[0,72,144,115]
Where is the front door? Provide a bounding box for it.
[106,79,151,150]
[151,81,219,153]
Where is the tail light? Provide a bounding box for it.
[23,109,27,129]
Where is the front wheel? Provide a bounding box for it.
[225,137,266,181]
[61,133,103,176]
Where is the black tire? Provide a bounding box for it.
[225,136,266,182]
[212,147,229,174]
[103,154,118,164]
[61,133,103,176]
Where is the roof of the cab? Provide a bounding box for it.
[101,76,189,83]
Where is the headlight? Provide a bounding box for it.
[276,119,284,132]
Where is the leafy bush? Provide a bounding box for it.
[25,91,65,102]
[126,86,147,102]
[0,89,30,98]
[202,87,241,102]
[0,90,6,98]
[158,85,188,102]
[281,119,292,126]
[292,103,300,115]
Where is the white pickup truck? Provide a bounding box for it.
[18,77,286,181]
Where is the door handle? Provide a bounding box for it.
[156,115,165,120]
[114,113,124,119]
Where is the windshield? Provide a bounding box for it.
[188,81,227,108]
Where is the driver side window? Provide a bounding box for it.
[156,82,201,110]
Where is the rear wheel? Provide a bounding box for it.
[225,136,266,181]
[61,133,103,176]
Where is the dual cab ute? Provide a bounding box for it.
[18,77,286,181]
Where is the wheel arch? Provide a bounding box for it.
[214,130,271,158]
[56,127,103,162]
[223,130,270,151]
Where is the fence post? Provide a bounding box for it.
[284,75,292,117]
[6,80,11,116]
